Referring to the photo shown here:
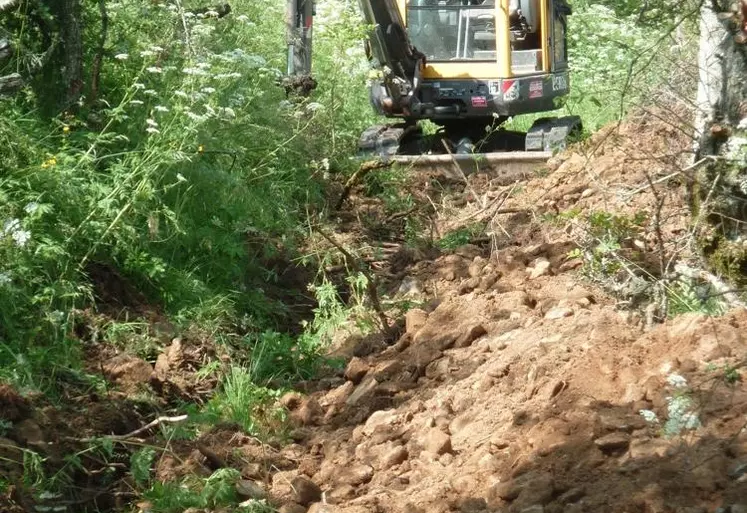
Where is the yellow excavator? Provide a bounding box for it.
[285,0,580,162]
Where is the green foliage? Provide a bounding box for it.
[437,224,484,250]
[130,447,157,488]
[143,468,275,513]
[204,366,284,435]
[666,276,728,318]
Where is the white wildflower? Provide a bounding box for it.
[176,173,187,182]
[146,118,159,127]
[146,127,160,134]
[149,45,164,53]
[114,53,129,60]
[146,66,163,74]
[666,373,688,389]
[140,50,156,57]
[220,107,236,118]
[306,102,324,112]
[133,83,146,90]
[143,89,158,97]
[174,90,189,99]
[738,118,747,130]
[183,11,195,18]
[154,105,169,112]
[204,105,216,116]
[185,111,207,122]
[201,87,216,94]
[205,9,219,17]
[278,100,293,110]
[130,100,145,106]
[11,229,30,247]
[0,272,10,286]
[196,62,211,69]
[236,14,249,22]
[24,202,39,214]
[2,218,20,237]
[214,72,242,80]
[183,67,208,76]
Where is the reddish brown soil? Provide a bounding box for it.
[3,108,747,513]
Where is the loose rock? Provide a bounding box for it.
[344,357,370,384]
[544,307,573,320]
[236,479,267,500]
[594,433,630,454]
[291,476,322,505]
[454,324,487,348]
[406,308,429,335]
[423,428,453,455]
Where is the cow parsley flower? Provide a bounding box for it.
[146,127,160,134]
[0,272,11,286]
[24,202,39,214]
[146,66,163,74]
[11,229,30,247]
[154,105,169,112]
[114,53,129,60]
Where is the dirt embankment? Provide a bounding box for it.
[2,109,746,513]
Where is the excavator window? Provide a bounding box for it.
[407,1,497,61]
[406,0,542,63]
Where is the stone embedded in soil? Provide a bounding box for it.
[469,257,487,277]
[337,463,374,486]
[236,479,267,500]
[529,258,551,279]
[291,475,322,505]
[423,428,453,455]
[328,484,356,503]
[380,444,408,469]
[454,324,487,348]
[544,307,573,320]
[594,432,630,454]
[323,381,355,407]
[346,376,378,406]
[344,357,370,384]
[405,308,429,335]
[459,277,481,295]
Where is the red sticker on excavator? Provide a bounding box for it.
[529,80,543,99]
[471,96,487,108]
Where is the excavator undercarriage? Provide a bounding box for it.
[286,0,581,170]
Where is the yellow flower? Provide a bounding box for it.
[41,157,57,169]
[197,144,205,154]
[62,126,70,134]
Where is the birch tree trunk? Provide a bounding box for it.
[693,0,747,283]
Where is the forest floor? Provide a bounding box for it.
[2,107,747,513]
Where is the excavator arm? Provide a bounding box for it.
[285,0,424,113]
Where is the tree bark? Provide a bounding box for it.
[59,0,84,109]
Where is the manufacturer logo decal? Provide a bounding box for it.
[529,80,543,99]
[471,96,488,108]
[488,81,500,95]
[552,74,568,92]
[502,80,518,101]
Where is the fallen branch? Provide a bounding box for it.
[314,226,394,337]
[336,159,392,210]
[67,414,189,443]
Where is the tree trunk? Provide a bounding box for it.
[693,0,747,284]
[58,0,84,109]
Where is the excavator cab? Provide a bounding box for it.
[286,0,580,158]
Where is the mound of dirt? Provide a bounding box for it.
[181,108,747,513]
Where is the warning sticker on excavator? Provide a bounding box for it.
[529,80,543,99]
[471,96,487,108]
[488,81,500,95]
